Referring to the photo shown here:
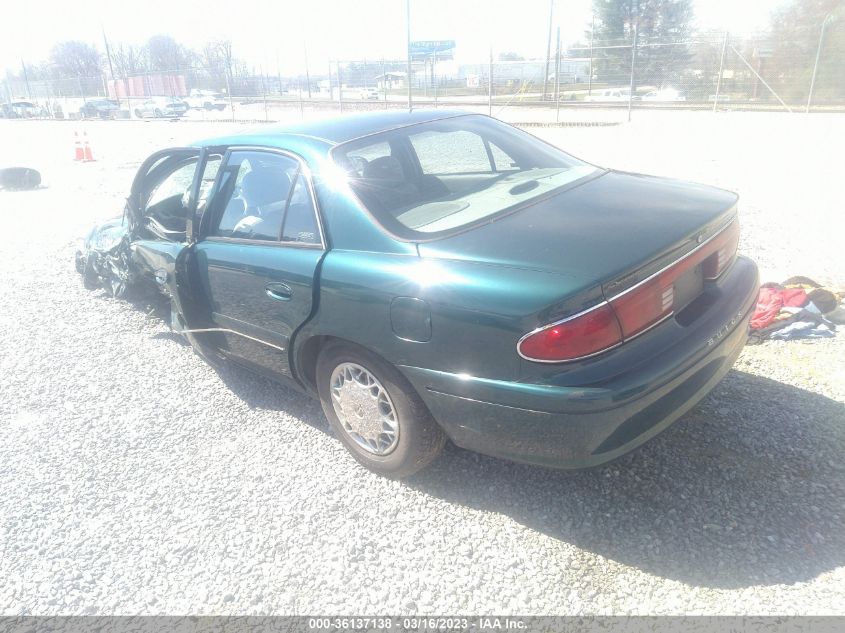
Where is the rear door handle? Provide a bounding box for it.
[265,282,293,301]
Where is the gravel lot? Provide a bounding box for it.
[1,112,843,615]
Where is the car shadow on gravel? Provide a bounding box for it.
[132,293,331,434]
[405,369,845,589]
[210,361,330,434]
[125,292,843,588]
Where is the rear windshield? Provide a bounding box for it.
[332,115,597,239]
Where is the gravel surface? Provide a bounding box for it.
[0,113,843,615]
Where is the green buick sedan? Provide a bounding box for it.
[76,110,759,477]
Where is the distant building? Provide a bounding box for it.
[458,58,591,85]
[108,74,187,98]
[375,72,408,90]
[549,58,592,84]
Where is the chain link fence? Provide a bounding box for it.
[3,30,843,123]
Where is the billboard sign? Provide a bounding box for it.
[410,40,455,61]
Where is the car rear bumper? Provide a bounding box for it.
[399,255,759,469]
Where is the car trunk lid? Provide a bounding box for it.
[418,170,738,302]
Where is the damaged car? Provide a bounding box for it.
[76,110,759,477]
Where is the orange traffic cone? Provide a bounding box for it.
[82,132,95,162]
[74,131,84,161]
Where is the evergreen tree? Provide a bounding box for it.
[768,0,844,101]
[588,0,695,88]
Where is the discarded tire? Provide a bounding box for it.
[0,167,41,191]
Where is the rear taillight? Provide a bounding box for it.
[517,303,622,362]
[519,218,739,363]
[609,275,674,338]
[703,219,739,280]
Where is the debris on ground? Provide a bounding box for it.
[748,276,844,344]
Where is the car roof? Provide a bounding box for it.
[194,109,471,158]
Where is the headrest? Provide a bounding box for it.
[362,156,405,181]
[242,168,290,207]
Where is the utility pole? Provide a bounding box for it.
[807,13,836,113]
[406,0,413,111]
[542,0,554,101]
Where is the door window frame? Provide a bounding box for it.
[128,147,202,239]
[197,145,327,251]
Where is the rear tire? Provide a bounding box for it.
[316,342,446,478]
[154,108,163,118]
[134,109,143,118]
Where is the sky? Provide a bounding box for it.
[1,0,789,75]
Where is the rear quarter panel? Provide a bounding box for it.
[299,250,605,381]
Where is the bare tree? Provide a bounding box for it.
[112,44,148,78]
[201,40,235,79]
[49,41,103,79]
[146,35,191,72]
[198,39,237,90]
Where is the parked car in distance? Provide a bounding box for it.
[134,97,189,119]
[75,110,759,477]
[642,88,686,102]
[1,100,40,118]
[584,89,634,102]
[79,99,121,119]
[184,90,228,111]
[359,87,380,100]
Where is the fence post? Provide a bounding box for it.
[588,12,594,96]
[338,61,344,113]
[554,27,561,122]
[433,50,438,108]
[304,43,312,100]
[807,13,835,113]
[224,70,235,122]
[382,58,388,109]
[20,59,32,100]
[488,48,493,116]
[713,31,729,112]
[627,22,638,123]
[406,0,412,112]
[261,68,269,121]
[542,0,554,101]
